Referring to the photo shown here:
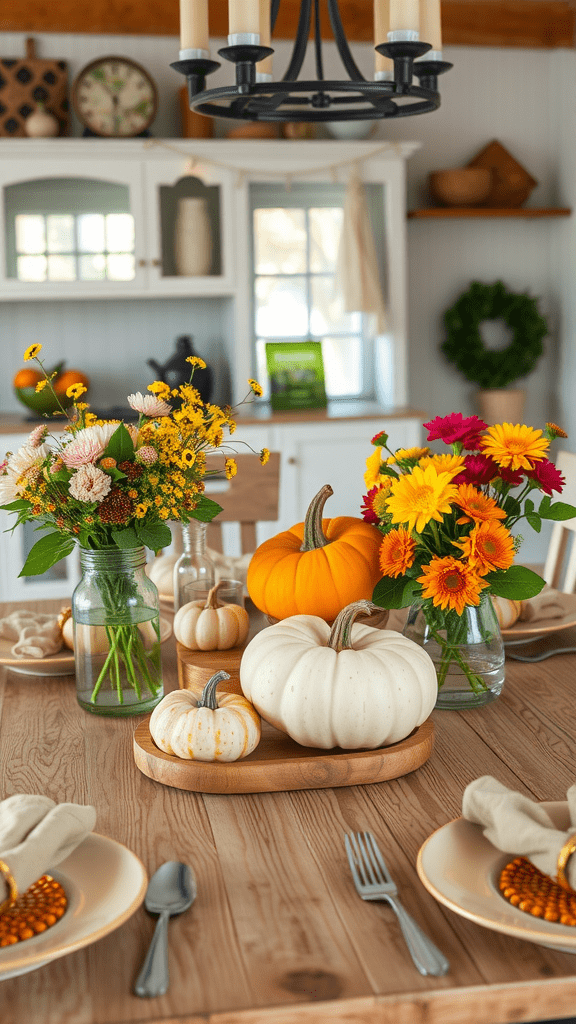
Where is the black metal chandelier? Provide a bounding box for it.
[172,0,452,124]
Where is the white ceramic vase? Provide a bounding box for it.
[174,197,213,276]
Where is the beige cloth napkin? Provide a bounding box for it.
[0,610,63,658]
[0,794,96,904]
[519,586,566,622]
[463,776,576,887]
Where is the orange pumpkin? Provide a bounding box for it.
[53,369,90,394]
[246,484,383,622]
[13,368,42,389]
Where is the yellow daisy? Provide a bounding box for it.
[480,422,549,471]
[23,344,42,361]
[385,464,458,534]
[66,383,87,400]
[417,556,488,614]
[419,453,465,477]
[389,446,430,463]
[248,379,263,397]
[379,528,416,578]
[364,448,384,490]
[260,448,270,465]
[225,457,237,479]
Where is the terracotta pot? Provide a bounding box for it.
[476,388,526,425]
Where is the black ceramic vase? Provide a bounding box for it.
[147,335,214,404]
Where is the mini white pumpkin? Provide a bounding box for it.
[240,600,437,750]
[174,581,250,651]
[146,553,178,596]
[149,670,261,761]
[491,595,522,629]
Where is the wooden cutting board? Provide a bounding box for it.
[0,37,69,137]
[133,717,435,794]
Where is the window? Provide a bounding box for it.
[250,183,387,401]
[5,178,135,282]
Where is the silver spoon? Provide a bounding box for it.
[134,861,196,998]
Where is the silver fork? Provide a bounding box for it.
[344,831,449,977]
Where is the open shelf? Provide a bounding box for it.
[408,207,572,219]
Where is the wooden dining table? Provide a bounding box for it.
[2,597,576,1024]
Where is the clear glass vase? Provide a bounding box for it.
[173,520,215,611]
[72,547,164,717]
[402,592,505,710]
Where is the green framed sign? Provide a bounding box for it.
[265,341,327,412]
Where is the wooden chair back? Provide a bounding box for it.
[204,452,281,554]
[542,451,576,591]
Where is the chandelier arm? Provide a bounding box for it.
[327,0,366,82]
[271,0,281,32]
[314,0,325,81]
[282,0,313,81]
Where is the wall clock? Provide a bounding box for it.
[72,56,158,138]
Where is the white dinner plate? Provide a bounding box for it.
[501,593,576,640]
[0,833,147,980]
[0,616,172,677]
[417,801,576,954]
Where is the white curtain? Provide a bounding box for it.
[335,173,387,334]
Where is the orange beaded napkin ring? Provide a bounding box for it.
[0,859,18,913]
[557,832,576,892]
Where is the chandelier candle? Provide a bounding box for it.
[389,0,420,40]
[257,0,273,80]
[374,0,393,80]
[179,0,210,58]
[228,0,261,43]
[417,0,442,62]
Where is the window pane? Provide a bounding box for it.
[17,255,47,281]
[106,214,134,253]
[78,214,105,253]
[107,254,135,281]
[322,336,362,396]
[309,208,343,272]
[310,276,361,334]
[255,275,308,337]
[79,254,107,281]
[46,215,74,253]
[254,209,307,274]
[15,215,45,254]
[47,255,76,281]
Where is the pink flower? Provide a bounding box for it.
[135,445,158,466]
[453,454,502,486]
[61,424,118,469]
[0,443,49,502]
[424,413,488,449]
[68,464,112,503]
[27,424,48,448]
[127,392,172,417]
[527,458,565,495]
[361,486,381,524]
[497,465,526,488]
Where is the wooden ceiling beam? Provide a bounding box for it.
[0,1,574,48]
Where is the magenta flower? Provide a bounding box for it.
[454,454,502,487]
[361,486,381,524]
[496,465,526,488]
[527,458,565,495]
[423,413,488,448]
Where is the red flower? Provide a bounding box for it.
[371,430,388,447]
[423,413,488,448]
[496,465,526,488]
[527,458,565,495]
[361,486,380,524]
[454,454,502,486]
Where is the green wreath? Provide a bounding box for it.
[441,280,547,389]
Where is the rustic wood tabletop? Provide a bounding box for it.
[1,599,576,1024]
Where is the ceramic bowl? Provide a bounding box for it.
[428,168,493,207]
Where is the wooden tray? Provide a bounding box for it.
[133,717,434,794]
[0,37,69,137]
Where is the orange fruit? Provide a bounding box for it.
[53,369,90,394]
[13,368,42,389]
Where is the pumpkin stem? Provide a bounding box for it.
[300,485,333,552]
[205,581,225,609]
[328,601,377,652]
[197,670,230,710]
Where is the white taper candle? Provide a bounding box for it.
[374,0,393,79]
[389,0,420,38]
[179,0,210,54]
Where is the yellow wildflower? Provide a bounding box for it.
[24,344,42,361]
[260,448,270,465]
[186,356,207,369]
[225,457,238,479]
[66,383,87,400]
[248,379,263,397]
[35,379,49,393]
[135,504,147,518]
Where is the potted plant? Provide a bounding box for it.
[440,280,548,423]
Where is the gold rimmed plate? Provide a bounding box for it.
[0,617,172,677]
[416,801,576,954]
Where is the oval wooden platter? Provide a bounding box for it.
[133,717,434,794]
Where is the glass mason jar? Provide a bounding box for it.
[402,592,505,710]
[173,520,215,612]
[72,547,164,717]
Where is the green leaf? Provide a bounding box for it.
[538,494,551,515]
[372,575,420,609]
[103,466,127,482]
[540,501,576,522]
[136,522,173,554]
[525,512,542,533]
[102,423,134,463]
[18,531,75,577]
[524,498,534,514]
[503,496,521,517]
[486,565,545,600]
[0,499,31,511]
[48,470,72,484]
[111,527,139,549]
[187,496,223,523]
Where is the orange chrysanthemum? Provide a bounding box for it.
[453,520,515,576]
[385,464,458,534]
[417,557,488,614]
[379,527,416,578]
[454,484,507,525]
[418,453,465,477]
[480,422,549,471]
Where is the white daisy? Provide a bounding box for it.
[68,464,112,503]
[127,392,172,417]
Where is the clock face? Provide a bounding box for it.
[72,57,158,137]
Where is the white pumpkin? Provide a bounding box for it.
[174,581,250,651]
[491,595,522,629]
[240,601,437,750]
[146,554,178,596]
[149,670,261,762]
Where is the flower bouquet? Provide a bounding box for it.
[362,413,576,708]
[1,344,267,716]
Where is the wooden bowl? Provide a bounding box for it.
[429,168,493,207]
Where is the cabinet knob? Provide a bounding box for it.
[152,258,162,267]
[287,457,297,465]
[138,259,147,267]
